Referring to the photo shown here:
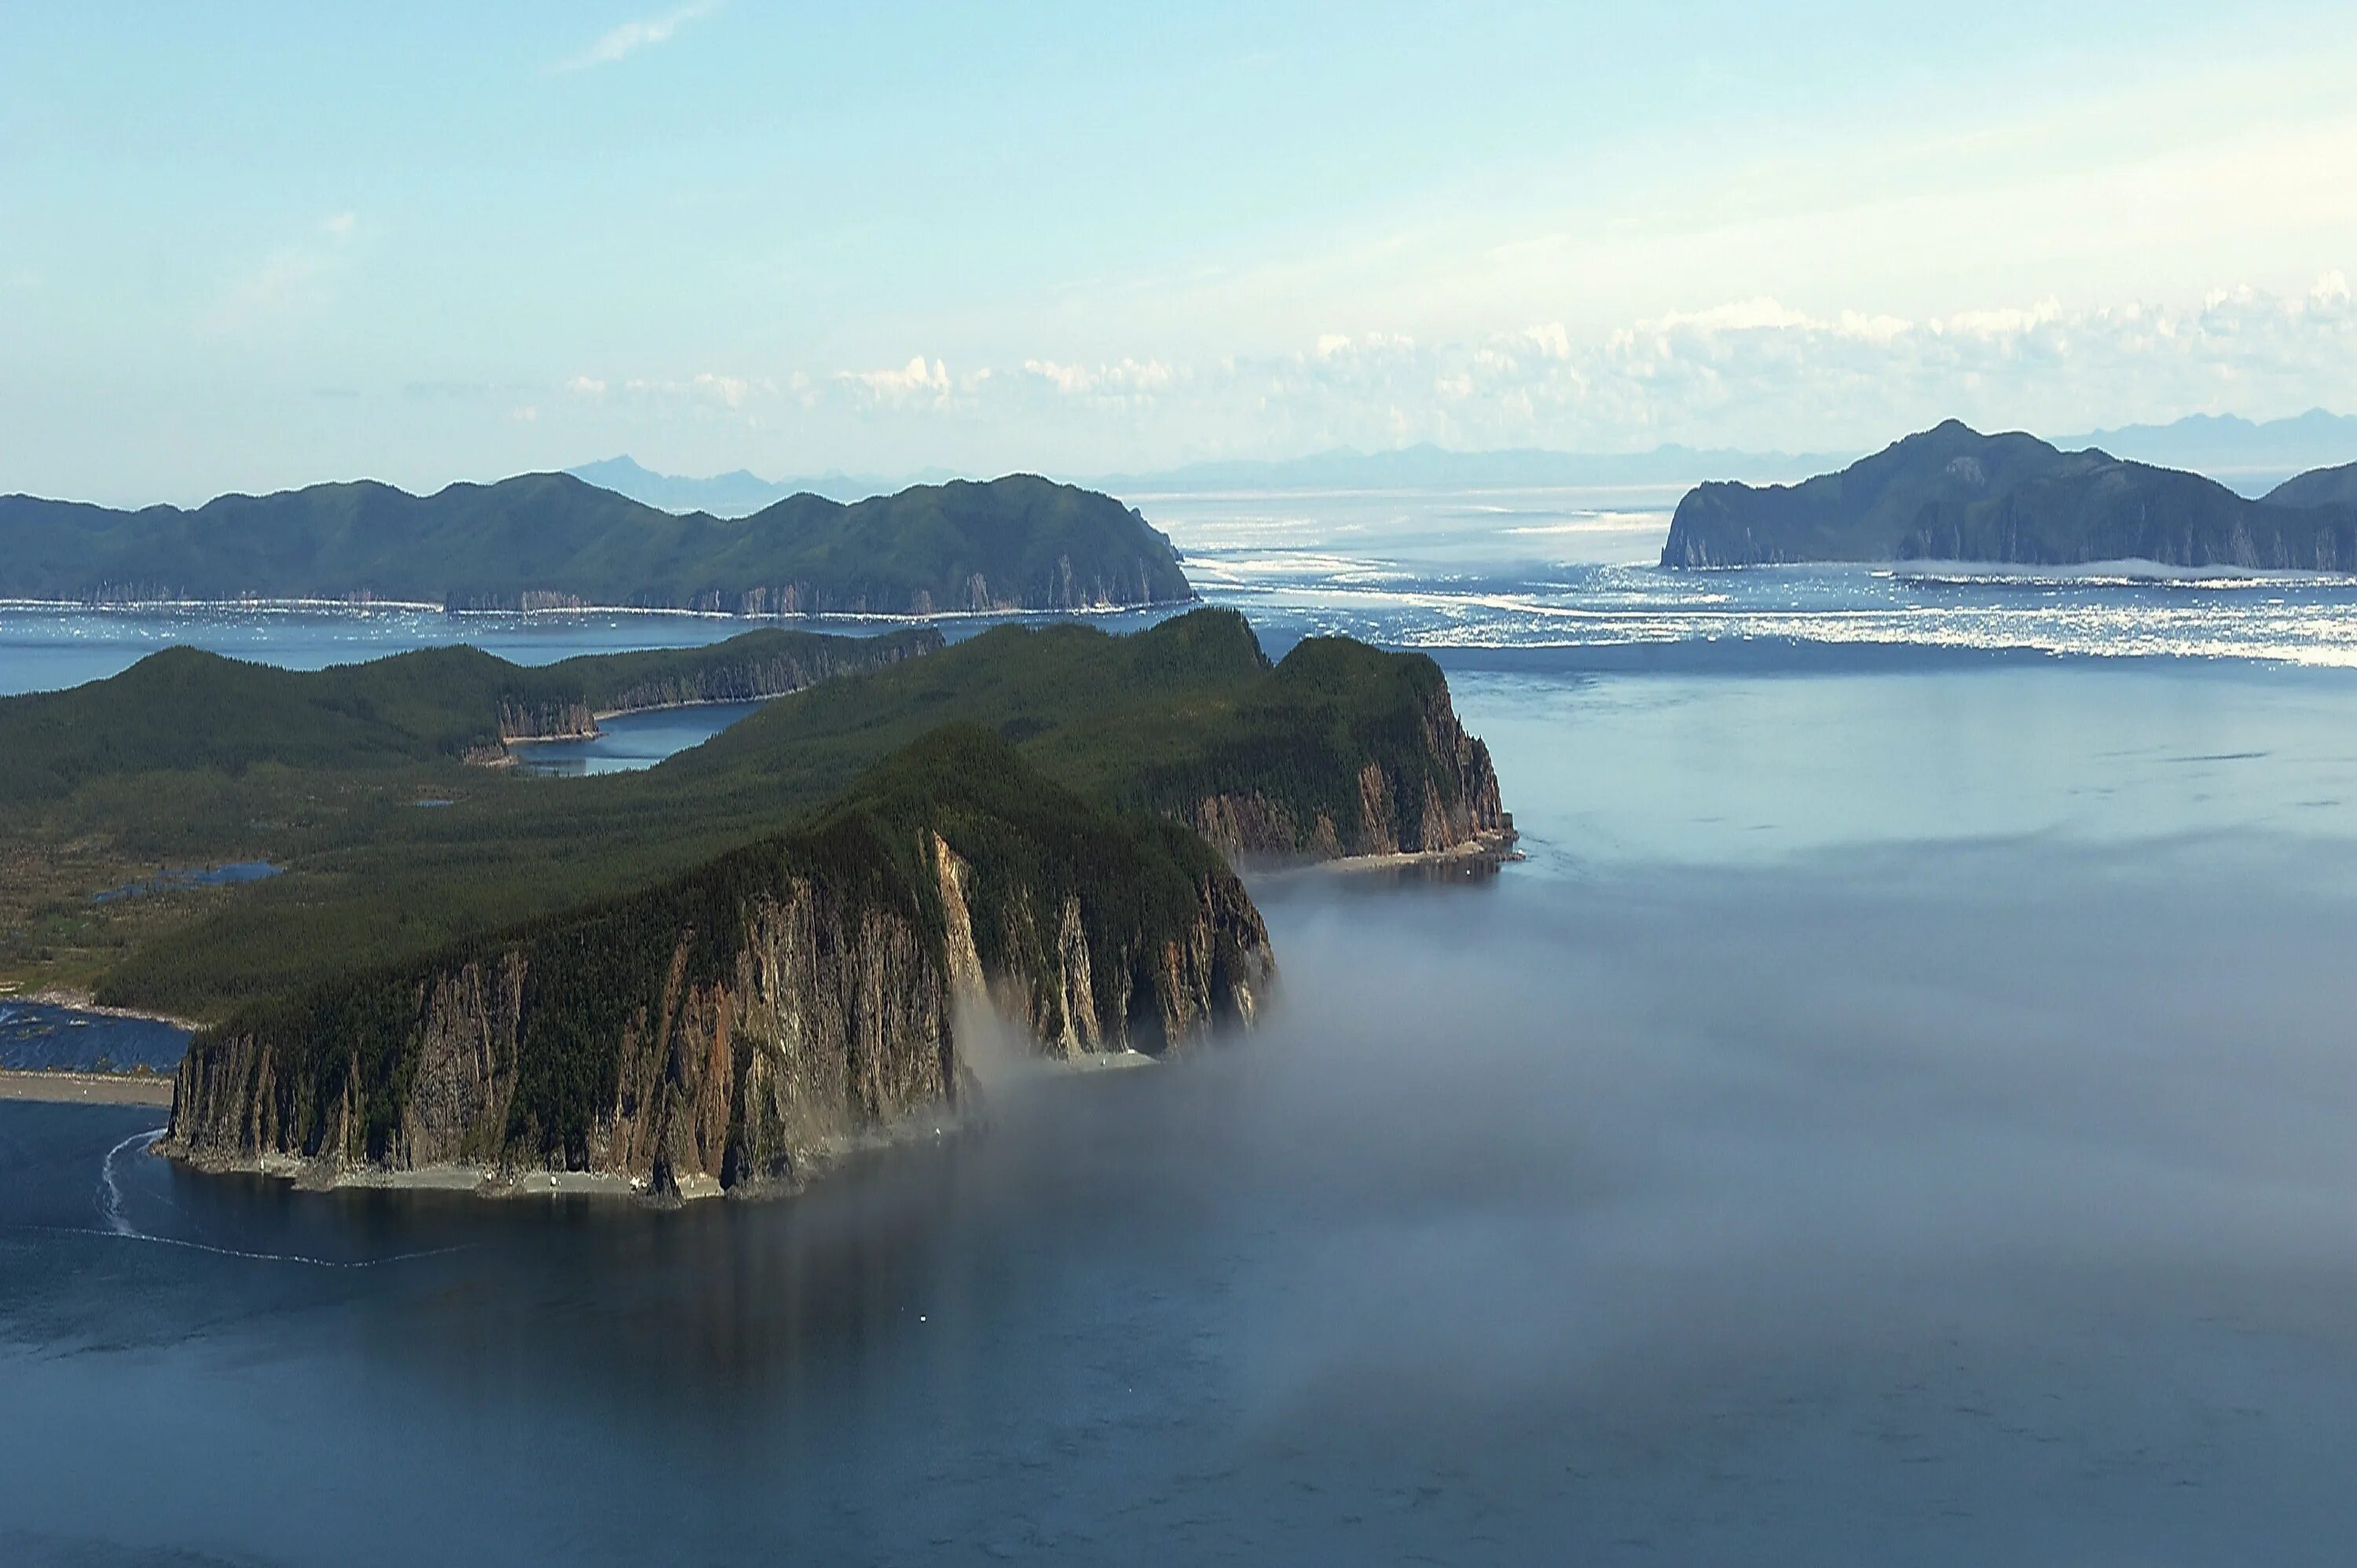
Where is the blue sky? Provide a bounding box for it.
[5,1,2356,502]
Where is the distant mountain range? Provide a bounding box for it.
[576,411,2357,514]
[2053,409,2357,490]
[0,472,1191,614]
[567,456,961,514]
[1659,421,2357,571]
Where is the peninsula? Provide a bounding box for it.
[0,610,1513,1195]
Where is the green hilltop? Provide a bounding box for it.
[0,627,939,803]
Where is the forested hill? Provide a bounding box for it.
[0,627,938,800]
[5,610,1509,1023]
[2265,459,2357,511]
[0,472,1193,614]
[1660,420,2357,570]
[161,728,1277,1196]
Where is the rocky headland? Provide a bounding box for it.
[159,729,1274,1199]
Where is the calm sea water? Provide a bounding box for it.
[7,489,2357,1563]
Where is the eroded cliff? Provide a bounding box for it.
[1180,678,1511,863]
[159,728,1273,1197]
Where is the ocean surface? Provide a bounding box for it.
[7,488,2357,1563]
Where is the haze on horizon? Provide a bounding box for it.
[5,1,2357,507]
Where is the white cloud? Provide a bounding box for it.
[1019,357,1174,399]
[566,375,608,397]
[554,2,718,73]
[536,274,2357,471]
[840,356,953,403]
[693,371,750,408]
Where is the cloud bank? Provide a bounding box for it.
[562,272,2357,467]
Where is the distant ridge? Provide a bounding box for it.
[2054,409,2357,495]
[568,455,961,515]
[0,472,1193,615]
[1661,419,2357,571]
[1098,441,1852,493]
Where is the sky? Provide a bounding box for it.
[5,1,2357,504]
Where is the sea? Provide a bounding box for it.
[6,485,2357,1565]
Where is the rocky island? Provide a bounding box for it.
[0,471,1193,614]
[1661,420,2357,570]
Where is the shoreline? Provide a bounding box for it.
[20,987,201,1033]
[498,691,777,749]
[0,1068,176,1106]
[1250,827,1523,879]
[0,594,1201,624]
[150,1046,1162,1204]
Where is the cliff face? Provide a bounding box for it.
[1660,420,2357,570]
[1182,680,1511,863]
[159,731,1274,1197]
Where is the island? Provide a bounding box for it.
[1,609,1514,1197]
[0,472,1193,614]
[1660,420,2357,570]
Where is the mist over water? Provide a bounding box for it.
[9,660,2357,1563]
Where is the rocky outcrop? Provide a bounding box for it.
[1181,676,1514,865]
[159,731,1274,1198]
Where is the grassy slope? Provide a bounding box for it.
[2,610,1461,1020]
[0,473,1191,610]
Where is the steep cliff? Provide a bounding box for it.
[159,728,1273,1196]
[1017,627,1515,865]
[1661,420,2357,570]
[1172,653,1511,863]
